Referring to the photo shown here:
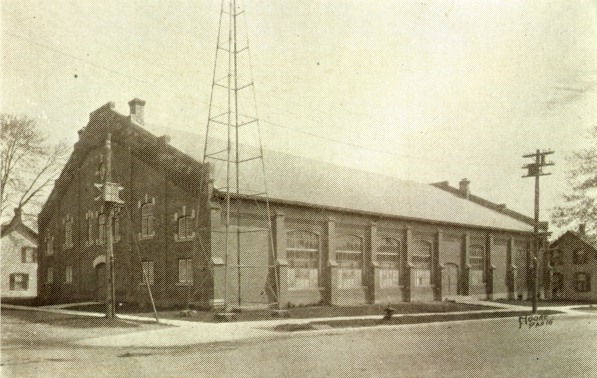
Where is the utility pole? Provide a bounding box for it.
[95,133,124,319]
[522,149,554,314]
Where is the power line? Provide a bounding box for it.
[2,30,445,166]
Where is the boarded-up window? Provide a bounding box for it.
[287,230,319,288]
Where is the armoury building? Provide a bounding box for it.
[38,100,545,308]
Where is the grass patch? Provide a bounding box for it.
[493,299,596,307]
[139,302,497,323]
[273,310,562,332]
[573,306,597,311]
[2,309,140,329]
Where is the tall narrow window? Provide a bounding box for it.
[142,261,155,285]
[178,259,193,284]
[469,245,485,284]
[178,216,193,240]
[45,234,54,256]
[112,213,120,242]
[64,216,73,249]
[86,211,94,245]
[412,240,432,286]
[21,247,37,263]
[378,238,400,288]
[98,213,107,245]
[9,273,29,291]
[575,272,591,292]
[46,266,54,284]
[65,265,73,283]
[336,235,363,288]
[141,203,155,238]
[286,230,320,289]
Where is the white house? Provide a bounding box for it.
[1,208,38,300]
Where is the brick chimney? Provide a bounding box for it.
[459,178,471,199]
[13,207,22,224]
[129,98,146,125]
[578,223,586,236]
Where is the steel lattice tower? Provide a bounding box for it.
[202,0,279,310]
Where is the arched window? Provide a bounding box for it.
[378,238,400,287]
[178,216,194,239]
[286,230,319,288]
[412,240,432,286]
[141,203,155,237]
[337,234,363,288]
[469,245,485,284]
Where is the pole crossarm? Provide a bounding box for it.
[522,149,555,314]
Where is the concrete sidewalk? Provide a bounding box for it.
[3,301,591,348]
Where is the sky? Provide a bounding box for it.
[2,0,597,235]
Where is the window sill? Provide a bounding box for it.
[288,286,324,292]
[176,282,194,287]
[337,285,367,290]
[174,236,194,243]
[138,234,155,241]
[139,283,155,287]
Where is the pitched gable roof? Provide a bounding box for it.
[164,127,535,233]
[1,208,38,242]
[551,230,597,251]
[41,101,536,234]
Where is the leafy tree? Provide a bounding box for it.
[552,125,597,235]
[1,114,69,223]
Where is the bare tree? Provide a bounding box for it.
[551,125,597,235]
[1,114,69,223]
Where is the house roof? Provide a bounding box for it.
[1,209,38,242]
[41,101,536,234]
[551,230,597,251]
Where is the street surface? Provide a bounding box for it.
[2,311,596,377]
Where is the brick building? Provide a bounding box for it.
[548,225,596,302]
[38,100,543,308]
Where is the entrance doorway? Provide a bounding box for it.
[443,263,459,296]
[95,263,106,302]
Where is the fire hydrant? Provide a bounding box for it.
[383,307,395,320]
